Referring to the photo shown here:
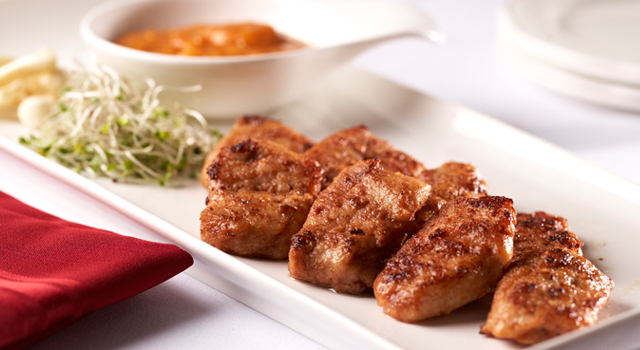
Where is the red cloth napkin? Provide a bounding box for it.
[0,191,194,349]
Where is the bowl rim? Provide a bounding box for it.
[79,0,316,65]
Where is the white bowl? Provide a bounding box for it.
[80,0,441,118]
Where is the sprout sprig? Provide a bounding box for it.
[20,62,221,186]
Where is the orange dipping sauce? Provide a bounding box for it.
[114,23,306,57]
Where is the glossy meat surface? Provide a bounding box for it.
[288,159,430,294]
[200,115,315,187]
[480,212,614,345]
[374,196,516,322]
[304,125,426,188]
[416,161,488,225]
[511,212,583,263]
[200,139,323,259]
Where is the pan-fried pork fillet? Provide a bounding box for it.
[416,162,488,225]
[200,115,314,187]
[480,212,614,345]
[304,125,426,188]
[288,159,430,294]
[509,212,583,262]
[374,196,516,322]
[200,139,323,259]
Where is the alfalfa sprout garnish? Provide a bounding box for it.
[19,63,221,185]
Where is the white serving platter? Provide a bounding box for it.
[2,67,640,350]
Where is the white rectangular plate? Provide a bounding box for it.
[2,67,640,350]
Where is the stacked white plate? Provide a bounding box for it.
[497,0,640,112]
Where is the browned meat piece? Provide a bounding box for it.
[418,162,488,209]
[200,115,315,187]
[200,139,323,259]
[304,125,426,188]
[480,212,614,345]
[510,212,584,262]
[374,196,516,322]
[288,159,430,294]
[415,161,488,225]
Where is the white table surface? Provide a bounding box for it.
[1,0,639,349]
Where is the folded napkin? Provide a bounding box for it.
[0,191,194,349]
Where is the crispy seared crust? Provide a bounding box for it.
[480,212,614,345]
[415,161,488,225]
[374,196,516,322]
[288,159,431,294]
[304,125,426,189]
[200,139,322,259]
[511,212,583,264]
[200,115,315,187]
